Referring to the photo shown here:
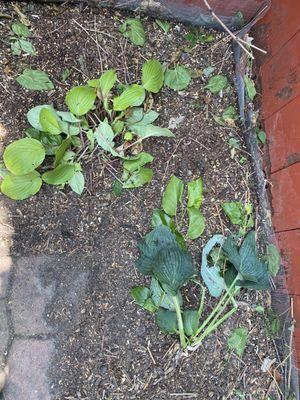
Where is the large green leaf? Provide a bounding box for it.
[150,278,182,311]
[130,286,156,313]
[187,178,203,209]
[16,69,54,91]
[27,105,54,130]
[205,75,228,94]
[183,310,199,337]
[227,327,248,357]
[122,167,153,188]
[162,175,184,216]
[65,86,96,116]
[142,60,164,93]
[123,152,154,173]
[88,69,116,97]
[42,164,75,185]
[187,207,205,239]
[164,66,191,91]
[3,138,45,175]
[136,226,195,294]
[119,18,145,46]
[113,84,145,111]
[39,108,62,135]
[156,309,178,333]
[1,171,42,200]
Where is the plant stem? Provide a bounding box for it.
[172,294,187,349]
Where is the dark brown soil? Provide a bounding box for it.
[0,2,280,399]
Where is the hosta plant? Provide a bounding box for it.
[1,60,174,200]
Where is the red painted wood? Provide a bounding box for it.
[271,163,300,232]
[277,230,300,295]
[260,29,300,120]
[264,98,300,173]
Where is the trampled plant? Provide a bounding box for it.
[131,179,271,352]
[1,60,175,200]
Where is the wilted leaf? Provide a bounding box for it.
[122,167,153,188]
[162,175,184,216]
[187,207,205,239]
[113,84,145,111]
[131,124,174,139]
[203,66,215,77]
[3,138,45,175]
[65,86,96,116]
[119,18,145,46]
[42,164,76,185]
[164,66,191,91]
[1,171,42,200]
[187,178,203,209]
[150,278,182,311]
[228,327,248,357]
[142,59,164,93]
[244,75,256,101]
[205,75,228,94]
[16,69,54,91]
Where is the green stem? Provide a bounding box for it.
[198,285,206,319]
[172,294,187,349]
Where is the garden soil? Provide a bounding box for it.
[0,2,280,399]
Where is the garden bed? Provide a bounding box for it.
[0,2,280,399]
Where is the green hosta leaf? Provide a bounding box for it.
[164,66,191,91]
[187,178,203,209]
[1,171,42,200]
[244,75,256,101]
[39,108,62,135]
[68,171,84,195]
[187,207,205,240]
[131,124,174,139]
[54,137,72,167]
[265,244,280,277]
[228,327,248,357]
[113,84,145,111]
[18,39,36,55]
[156,309,178,333]
[155,19,170,33]
[56,111,81,123]
[26,128,62,155]
[122,167,153,188]
[119,18,145,46]
[126,107,145,125]
[136,226,195,294]
[88,69,116,97]
[130,286,156,313]
[205,75,228,94]
[27,105,54,130]
[162,175,184,216]
[65,86,96,116]
[151,209,173,228]
[42,164,75,185]
[3,138,45,175]
[150,278,182,311]
[11,21,31,37]
[123,152,154,173]
[222,202,244,225]
[142,60,164,93]
[94,120,116,153]
[201,234,226,297]
[183,310,199,337]
[16,69,54,91]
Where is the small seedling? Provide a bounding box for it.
[228,327,248,357]
[119,18,145,46]
[9,21,36,56]
[222,201,254,236]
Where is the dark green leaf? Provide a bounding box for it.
[16,69,54,91]
[150,278,182,310]
[183,310,199,336]
[228,327,248,357]
[162,175,184,216]
[156,309,178,333]
[130,286,151,306]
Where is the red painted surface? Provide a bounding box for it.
[256,0,300,367]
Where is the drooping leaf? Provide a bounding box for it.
[42,164,76,185]
[16,69,54,91]
[162,175,184,216]
[228,327,248,357]
[136,226,195,294]
[183,310,200,336]
[11,21,31,37]
[155,19,170,33]
[150,278,182,311]
[1,171,42,200]
[68,171,85,194]
[265,244,280,277]
[113,84,145,111]
[142,60,164,93]
[65,86,96,116]
[244,75,256,101]
[88,69,116,97]
[187,178,203,209]
[39,108,62,135]
[222,202,244,226]
[119,18,146,46]
[122,167,153,188]
[3,138,45,175]
[123,152,154,173]
[187,207,205,240]
[201,234,226,297]
[164,66,191,91]
[54,137,72,167]
[156,309,178,333]
[27,105,54,130]
[205,75,228,94]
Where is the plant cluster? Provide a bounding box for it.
[9,21,36,56]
